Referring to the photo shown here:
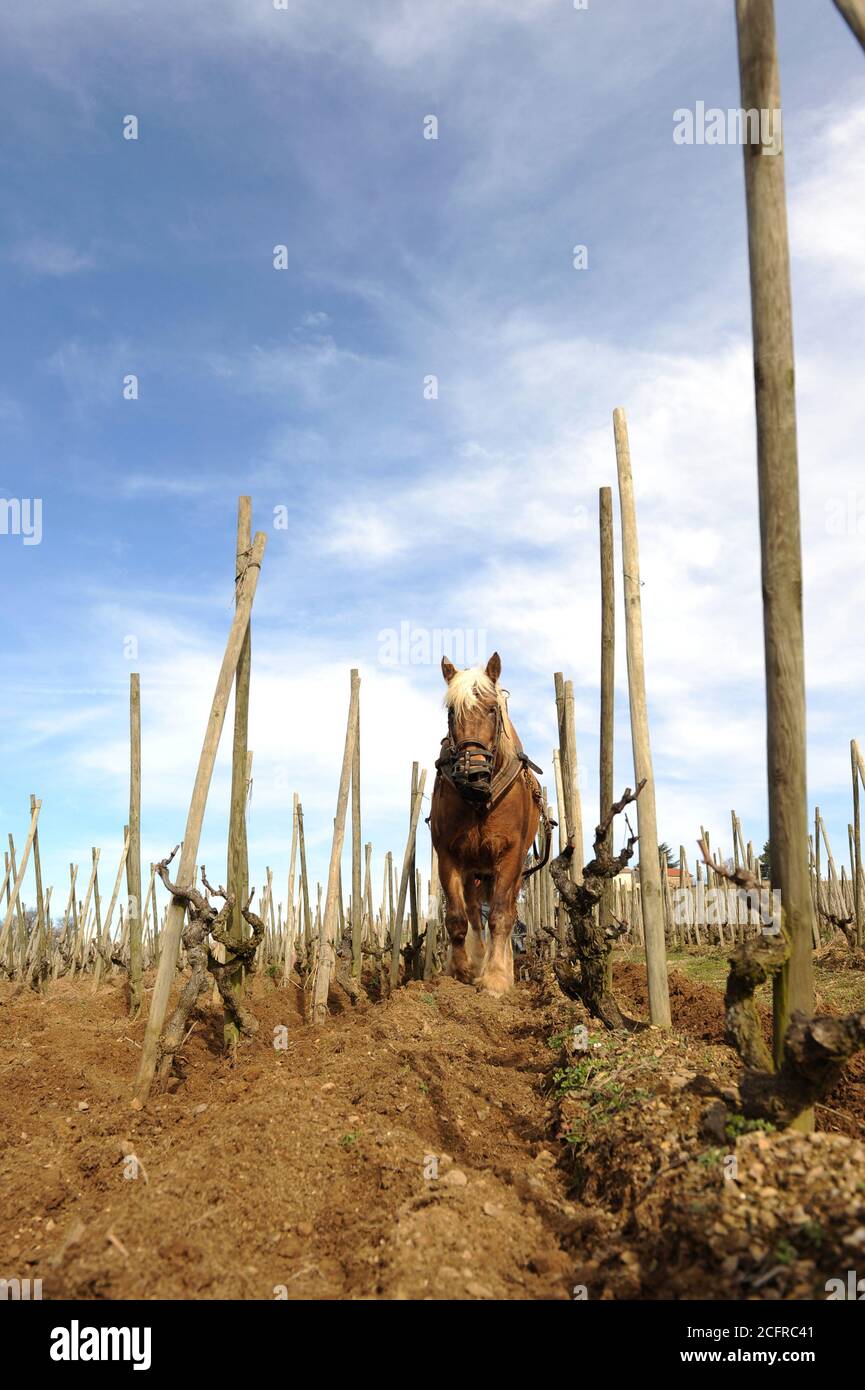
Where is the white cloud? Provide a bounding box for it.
[11,238,95,276]
[790,102,865,295]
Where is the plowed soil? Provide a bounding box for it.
[0,957,863,1301]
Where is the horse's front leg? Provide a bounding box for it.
[439,857,475,984]
[474,860,519,997]
[463,874,487,979]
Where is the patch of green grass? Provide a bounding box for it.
[724,1113,777,1141]
[339,1132,359,1149]
[774,1238,796,1266]
[698,1147,724,1167]
[797,1220,824,1247]
[556,1055,651,1153]
[420,993,437,1007]
[552,1057,595,1095]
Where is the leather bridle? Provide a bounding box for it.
[432,693,554,878]
[437,699,503,806]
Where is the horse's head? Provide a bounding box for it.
[440,653,504,803]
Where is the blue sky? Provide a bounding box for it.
[1,0,864,926]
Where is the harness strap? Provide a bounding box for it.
[522,779,556,879]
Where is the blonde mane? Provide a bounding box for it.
[443,666,519,759]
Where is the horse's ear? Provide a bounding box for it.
[485,652,501,684]
[441,656,457,684]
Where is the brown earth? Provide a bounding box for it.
[0,956,862,1301]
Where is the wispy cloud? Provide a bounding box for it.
[10,237,95,276]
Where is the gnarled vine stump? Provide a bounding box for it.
[549,782,645,1031]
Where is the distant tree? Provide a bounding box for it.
[759,840,771,878]
[657,842,676,867]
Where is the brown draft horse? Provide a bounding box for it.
[430,653,546,996]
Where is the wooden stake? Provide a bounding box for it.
[424,847,440,981]
[599,485,616,956]
[283,793,300,982]
[0,803,41,965]
[297,801,312,948]
[563,681,584,879]
[613,407,671,1028]
[852,741,863,946]
[134,528,267,1104]
[351,692,362,985]
[93,828,130,990]
[225,497,253,1046]
[311,670,360,1022]
[128,673,143,1016]
[736,0,814,1093]
[552,750,568,853]
[833,0,865,53]
[408,762,420,978]
[29,793,46,986]
[389,768,428,989]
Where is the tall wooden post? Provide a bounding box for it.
[736,0,814,1094]
[389,768,428,989]
[297,801,312,949]
[833,0,865,53]
[613,407,671,1029]
[0,802,41,968]
[851,740,863,946]
[312,670,360,1022]
[351,681,363,985]
[134,528,267,1104]
[553,674,571,838]
[30,793,46,987]
[599,486,616,960]
[226,496,253,1047]
[564,680,584,878]
[553,674,583,884]
[408,761,420,977]
[128,673,143,1016]
[552,750,567,853]
[93,828,130,989]
[424,847,440,981]
[283,793,299,982]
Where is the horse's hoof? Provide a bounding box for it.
[475,973,511,997]
[446,966,475,985]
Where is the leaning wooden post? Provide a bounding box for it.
[350,678,363,986]
[599,485,616,976]
[736,0,814,1093]
[128,673,143,1016]
[133,528,267,1105]
[613,407,671,1029]
[833,0,865,53]
[389,768,428,989]
[312,669,360,1023]
[0,801,41,963]
[225,496,253,1048]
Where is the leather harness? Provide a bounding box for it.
[433,700,555,879]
